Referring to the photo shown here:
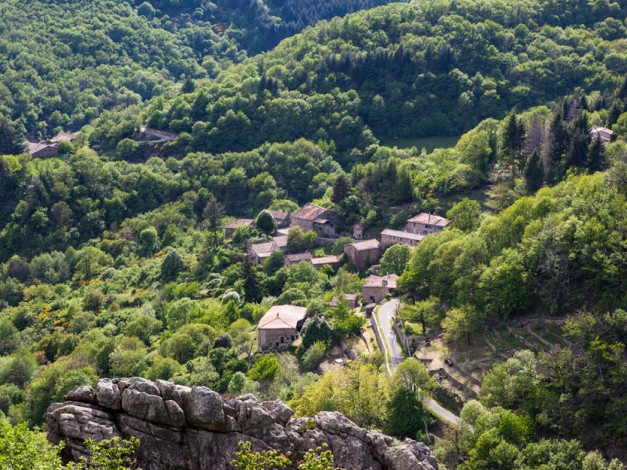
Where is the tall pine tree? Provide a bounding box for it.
[242,254,262,303]
[331,173,350,204]
[0,117,25,156]
[587,137,605,173]
[545,111,568,183]
[524,150,544,194]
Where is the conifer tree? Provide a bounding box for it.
[524,150,544,194]
[587,137,605,173]
[331,173,350,204]
[242,255,262,303]
[0,117,25,156]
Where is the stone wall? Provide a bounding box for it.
[46,378,438,470]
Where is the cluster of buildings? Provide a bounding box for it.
[343,212,449,272]
[227,202,450,274]
[250,206,451,351]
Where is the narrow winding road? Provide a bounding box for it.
[375,299,462,427]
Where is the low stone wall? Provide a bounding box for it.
[46,378,438,470]
[431,368,478,400]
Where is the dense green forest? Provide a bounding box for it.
[135,0,626,164]
[0,0,244,138]
[135,0,395,53]
[0,0,626,467]
[0,0,399,139]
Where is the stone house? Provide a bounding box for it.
[291,203,338,237]
[362,274,398,303]
[27,142,59,159]
[273,235,288,251]
[50,132,79,144]
[380,229,425,248]
[224,219,255,238]
[268,210,290,228]
[257,305,308,351]
[249,240,280,265]
[330,293,360,309]
[589,126,614,142]
[405,213,449,236]
[27,131,79,159]
[284,252,313,268]
[344,239,381,271]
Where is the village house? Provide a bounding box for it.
[50,132,79,144]
[224,219,255,238]
[27,131,79,159]
[589,126,614,142]
[268,210,290,228]
[257,305,308,351]
[380,228,425,248]
[273,235,288,251]
[311,255,342,270]
[344,239,381,271]
[291,203,338,237]
[27,142,58,159]
[362,274,398,303]
[249,240,280,265]
[284,252,313,268]
[405,213,449,236]
[330,293,360,309]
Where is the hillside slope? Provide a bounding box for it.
[141,0,626,162]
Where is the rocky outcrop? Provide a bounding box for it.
[46,378,438,470]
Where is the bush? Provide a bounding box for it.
[301,316,334,349]
[83,290,106,313]
[302,341,327,371]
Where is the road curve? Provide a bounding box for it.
[374,298,462,427]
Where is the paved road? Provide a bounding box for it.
[375,299,462,427]
[376,298,404,370]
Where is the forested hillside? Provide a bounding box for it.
[0,0,245,139]
[135,0,395,53]
[0,0,400,139]
[138,0,626,164]
[0,0,626,467]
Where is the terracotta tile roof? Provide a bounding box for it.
[406,213,449,227]
[292,203,330,221]
[347,239,380,251]
[258,305,308,330]
[363,274,398,288]
[225,219,255,229]
[381,229,425,241]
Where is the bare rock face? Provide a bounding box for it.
[46,378,438,470]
